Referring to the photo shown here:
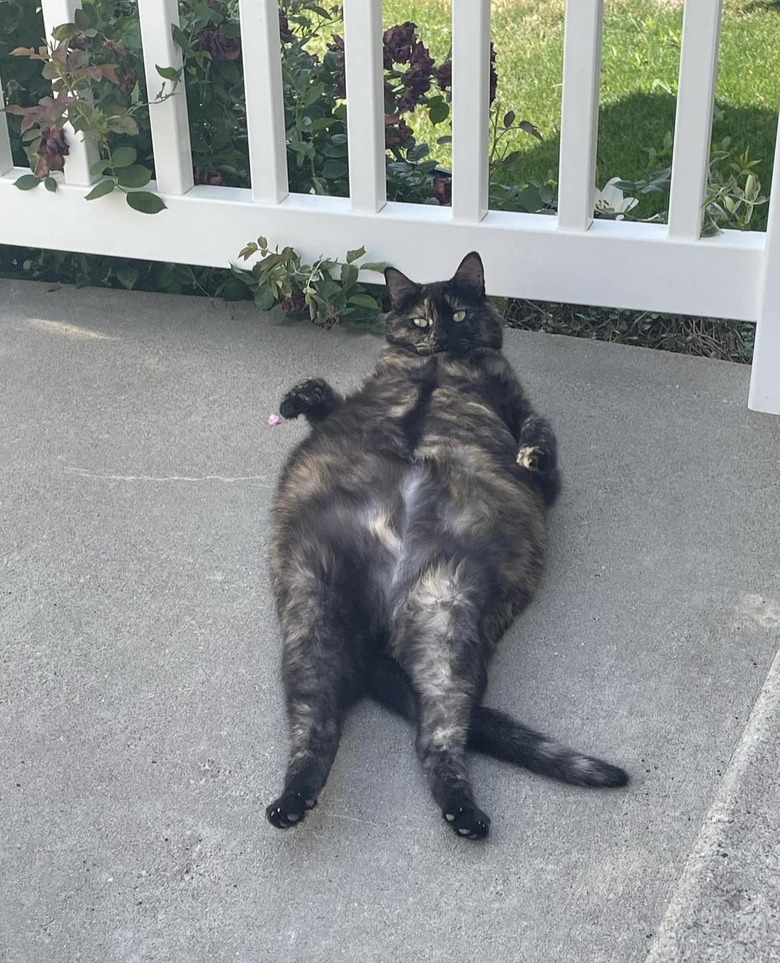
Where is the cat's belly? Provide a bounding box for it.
[358,454,546,603]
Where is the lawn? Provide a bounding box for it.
[382,0,780,227]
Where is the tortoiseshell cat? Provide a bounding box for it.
[267,252,627,840]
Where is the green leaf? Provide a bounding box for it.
[74,5,97,30]
[407,143,430,162]
[171,24,189,51]
[220,277,251,301]
[44,176,58,193]
[90,159,113,176]
[126,191,167,214]
[109,146,137,169]
[155,64,180,81]
[348,293,380,309]
[321,159,347,179]
[429,102,449,124]
[116,165,152,189]
[345,246,365,264]
[84,178,115,200]
[14,174,41,191]
[254,286,276,310]
[518,119,543,142]
[51,23,78,41]
[115,265,139,289]
[340,263,359,288]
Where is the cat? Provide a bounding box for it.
[266,252,627,840]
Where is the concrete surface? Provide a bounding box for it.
[1,279,779,963]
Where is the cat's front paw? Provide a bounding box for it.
[266,789,318,829]
[442,802,491,840]
[279,378,339,422]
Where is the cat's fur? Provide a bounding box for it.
[266,252,627,840]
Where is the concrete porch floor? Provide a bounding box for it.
[1,279,779,963]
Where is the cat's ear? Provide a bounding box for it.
[452,251,485,298]
[384,266,420,309]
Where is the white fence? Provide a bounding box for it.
[1,0,779,413]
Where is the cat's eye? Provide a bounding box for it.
[412,317,430,328]
[452,310,467,323]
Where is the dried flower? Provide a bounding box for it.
[35,124,69,177]
[193,166,224,186]
[193,25,242,62]
[279,293,306,315]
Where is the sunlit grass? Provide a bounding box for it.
[382,0,780,225]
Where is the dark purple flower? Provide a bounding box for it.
[432,171,452,206]
[398,41,435,112]
[193,25,242,61]
[327,34,346,97]
[435,58,452,90]
[118,67,137,96]
[385,116,414,149]
[279,12,294,44]
[383,21,417,68]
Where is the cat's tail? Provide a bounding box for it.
[367,656,628,788]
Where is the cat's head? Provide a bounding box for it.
[383,252,503,356]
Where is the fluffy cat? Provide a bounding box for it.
[266,252,627,840]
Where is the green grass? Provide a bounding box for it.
[383,0,780,226]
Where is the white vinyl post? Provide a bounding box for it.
[0,72,13,176]
[557,0,603,232]
[451,0,490,223]
[40,0,98,185]
[137,0,193,195]
[668,0,722,240]
[343,0,386,213]
[748,118,780,414]
[238,0,288,204]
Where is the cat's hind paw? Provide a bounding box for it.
[442,803,491,840]
[266,790,318,829]
[517,444,551,472]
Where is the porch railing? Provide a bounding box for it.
[1,0,778,413]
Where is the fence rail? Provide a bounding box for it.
[0,0,778,412]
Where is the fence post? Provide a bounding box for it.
[451,0,490,223]
[40,0,98,186]
[748,118,780,414]
[343,0,386,213]
[0,71,13,176]
[137,0,194,196]
[668,0,722,240]
[238,0,288,204]
[557,0,603,231]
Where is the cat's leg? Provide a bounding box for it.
[279,377,343,424]
[516,415,561,506]
[391,559,491,840]
[266,580,362,829]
